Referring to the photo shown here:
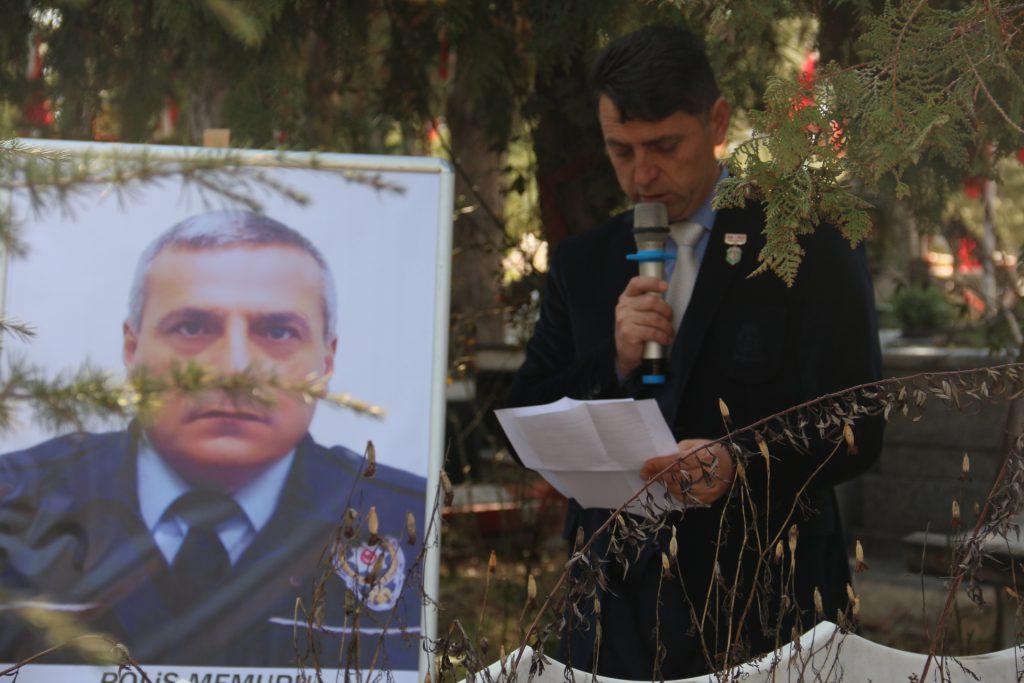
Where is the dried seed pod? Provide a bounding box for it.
[669,534,678,559]
[593,596,601,616]
[853,596,861,617]
[756,433,770,463]
[962,453,970,476]
[855,539,869,573]
[846,583,856,603]
[713,560,725,587]
[788,524,799,555]
[363,441,377,478]
[488,550,497,574]
[952,499,961,527]
[527,574,537,603]
[575,526,585,550]
[718,398,732,425]
[813,587,823,613]
[441,471,454,506]
[974,502,981,517]
[405,511,417,545]
[774,541,784,563]
[661,552,671,576]
[368,506,380,544]
[342,507,357,538]
[368,505,379,535]
[843,423,857,454]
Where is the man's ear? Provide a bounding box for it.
[123,322,138,367]
[323,336,338,378]
[709,96,731,147]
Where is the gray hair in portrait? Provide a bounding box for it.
[126,210,338,340]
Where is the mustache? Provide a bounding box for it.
[184,400,272,424]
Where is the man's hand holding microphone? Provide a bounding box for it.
[622,202,735,505]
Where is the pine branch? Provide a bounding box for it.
[0,318,35,343]
[0,359,384,438]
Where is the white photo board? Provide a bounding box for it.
[0,140,453,682]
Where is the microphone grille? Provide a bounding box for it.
[633,202,668,229]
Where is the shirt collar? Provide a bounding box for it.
[683,165,729,232]
[137,440,295,533]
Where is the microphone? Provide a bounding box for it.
[628,202,671,385]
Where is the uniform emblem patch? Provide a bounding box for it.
[336,536,406,611]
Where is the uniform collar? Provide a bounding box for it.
[136,440,295,534]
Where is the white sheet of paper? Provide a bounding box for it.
[495,397,680,513]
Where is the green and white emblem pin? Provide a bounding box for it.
[725,245,742,266]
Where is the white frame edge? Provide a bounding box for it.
[5,138,454,679]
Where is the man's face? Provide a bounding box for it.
[598,94,730,221]
[123,244,336,490]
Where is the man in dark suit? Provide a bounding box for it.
[0,211,425,670]
[507,26,884,678]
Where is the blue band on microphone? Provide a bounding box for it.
[642,374,667,385]
[627,249,675,263]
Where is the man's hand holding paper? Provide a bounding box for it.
[640,439,735,507]
[495,397,695,514]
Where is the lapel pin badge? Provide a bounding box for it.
[724,233,746,266]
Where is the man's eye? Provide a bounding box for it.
[170,321,208,337]
[609,146,633,160]
[654,140,679,154]
[262,326,299,341]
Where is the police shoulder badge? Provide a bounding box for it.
[336,536,406,611]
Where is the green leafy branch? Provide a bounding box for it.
[0,140,405,256]
[716,0,1024,284]
[0,358,384,440]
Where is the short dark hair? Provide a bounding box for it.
[128,211,337,340]
[592,25,720,122]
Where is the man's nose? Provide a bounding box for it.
[218,318,253,373]
[633,149,659,188]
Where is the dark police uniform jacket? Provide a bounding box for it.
[507,202,885,679]
[0,429,426,670]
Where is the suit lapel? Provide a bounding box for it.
[608,211,640,302]
[75,430,184,643]
[657,203,764,428]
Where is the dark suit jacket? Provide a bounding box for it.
[0,429,426,670]
[507,203,884,678]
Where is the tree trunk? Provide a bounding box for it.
[981,177,999,311]
[531,43,622,248]
[446,63,507,351]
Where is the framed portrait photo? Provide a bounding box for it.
[0,140,452,682]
